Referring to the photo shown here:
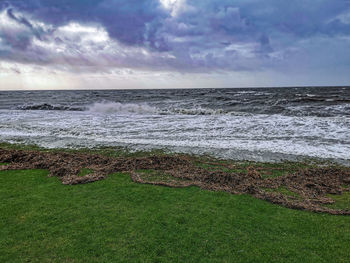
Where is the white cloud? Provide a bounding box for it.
[0,10,26,31]
[225,43,257,58]
[159,0,189,17]
[56,23,109,43]
[336,10,350,24]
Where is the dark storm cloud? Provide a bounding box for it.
[0,0,350,73]
[2,0,167,47]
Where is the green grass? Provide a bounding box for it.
[0,163,8,166]
[77,168,94,177]
[196,160,315,178]
[135,169,187,183]
[326,192,350,211]
[1,169,350,262]
[0,142,168,158]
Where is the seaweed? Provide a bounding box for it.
[1,148,349,215]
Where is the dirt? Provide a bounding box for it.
[1,148,349,215]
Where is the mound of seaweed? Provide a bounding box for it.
[0,148,349,215]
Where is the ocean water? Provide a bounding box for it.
[0,87,349,162]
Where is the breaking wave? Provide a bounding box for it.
[15,100,350,117]
[87,102,231,115]
[86,101,158,114]
[16,101,230,116]
[16,102,158,114]
[3,87,350,163]
[16,103,83,111]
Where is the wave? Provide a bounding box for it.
[168,107,227,115]
[16,101,230,116]
[86,101,158,114]
[87,102,246,116]
[12,101,293,116]
[292,97,350,103]
[16,100,350,117]
[16,101,158,114]
[87,102,233,116]
[16,103,83,111]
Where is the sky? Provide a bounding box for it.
[0,0,350,90]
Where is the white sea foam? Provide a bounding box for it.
[87,102,231,116]
[86,101,158,114]
[1,109,349,162]
[2,87,350,163]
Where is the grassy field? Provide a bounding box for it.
[1,167,350,262]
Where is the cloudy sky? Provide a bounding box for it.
[0,0,350,90]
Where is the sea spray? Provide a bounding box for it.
[87,101,158,114]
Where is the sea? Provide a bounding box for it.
[0,86,349,163]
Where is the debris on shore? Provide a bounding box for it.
[1,148,349,215]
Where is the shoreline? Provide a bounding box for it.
[1,141,349,166]
[1,142,349,215]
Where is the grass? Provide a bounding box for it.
[196,160,316,178]
[135,169,187,183]
[0,142,168,158]
[77,168,94,177]
[1,168,350,262]
[325,192,350,211]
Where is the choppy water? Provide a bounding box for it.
[0,87,349,162]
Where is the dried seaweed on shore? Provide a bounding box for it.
[0,148,349,215]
